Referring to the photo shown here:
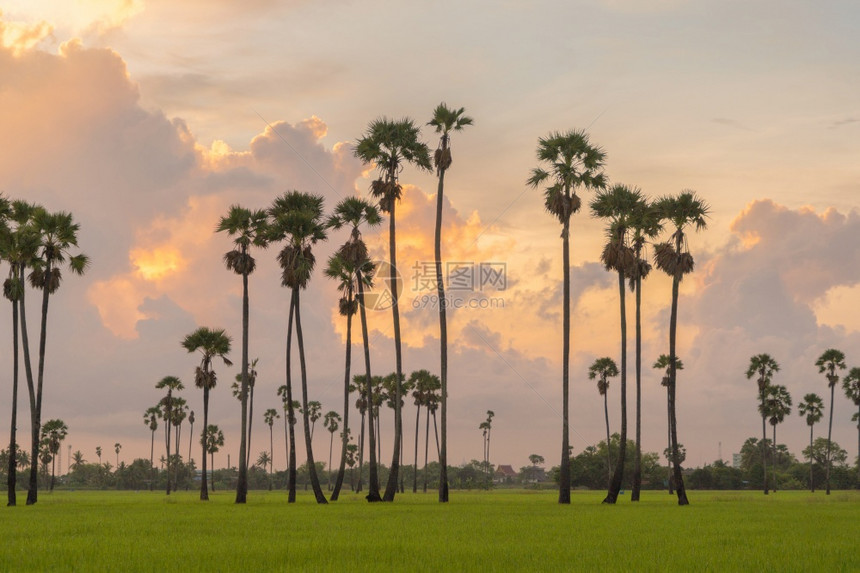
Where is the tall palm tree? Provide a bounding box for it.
[205,424,224,491]
[423,375,442,493]
[527,129,606,504]
[626,199,661,502]
[143,406,160,489]
[326,196,382,501]
[40,419,67,492]
[355,117,432,502]
[169,397,187,475]
[216,205,268,504]
[276,384,294,495]
[1,198,37,506]
[797,393,824,492]
[428,103,473,502]
[20,208,90,504]
[114,442,122,469]
[263,408,279,488]
[816,348,846,495]
[187,411,195,463]
[408,369,438,493]
[269,190,328,504]
[653,354,683,494]
[181,326,232,501]
[232,358,259,469]
[484,410,495,487]
[155,375,183,494]
[746,353,779,495]
[843,367,860,482]
[589,357,619,488]
[654,190,709,506]
[591,184,644,504]
[323,411,341,491]
[763,384,792,491]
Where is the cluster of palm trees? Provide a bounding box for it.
[748,350,860,495]
[1,197,89,506]
[528,130,709,506]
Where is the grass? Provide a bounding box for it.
[2,489,858,571]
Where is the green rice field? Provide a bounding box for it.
[2,489,858,571]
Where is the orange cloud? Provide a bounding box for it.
[0,11,53,56]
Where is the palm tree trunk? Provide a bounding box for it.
[825,382,835,495]
[435,162,450,503]
[761,401,769,495]
[200,387,209,500]
[384,199,403,503]
[423,406,431,493]
[7,297,19,506]
[667,389,673,495]
[294,289,328,504]
[286,293,297,502]
[164,398,172,495]
[29,261,52,505]
[236,265,250,504]
[357,410,365,493]
[149,429,155,491]
[432,410,441,459]
[631,274,642,502]
[668,272,689,505]
[604,270,627,504]
[328,431,334,491]
[282,414,289,486]
[18,262,44,506]
[809,424,814,492]
[413,404,421,493]
[188,420,193,463]
[269,426,274,491]
[331,297,353,501]
[559,217,571,505]
[604,392,612,488]
[486,428,492,488]
[356,270,380,501]
[772,423,778,493]
[50,456,55,492]
[211,451,215,491]
[247,385,254,470]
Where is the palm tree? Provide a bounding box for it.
[408,369,438,493]
[1,198,37,506]
[626,199,661,502]
[305,401,322,442]
[797,393,824,492]
[20,208,90,504]
[143,406,160,489]
[591,184,644,504]
[155,375,183,494]
[762,384,792,491]
[71,450,85,470]
[205,424,224,491]
[528,129,606,504]
[428,103,472,502]
[256,451,272,472]
[269,190,328,504]
[114,442,122,469]
[816,348,846,495]
[181,326,232,501]
[843,367,860,482]
[422,376,442,493]
[349,375,369,493]
[479,420,490,483]
[323,411,341,491]
[95,446,102,465]
[276,384,294,496]
[653,355,683,494]
[326,196,382,501]
[355,117,432,502]
[263,408,279,488]
[217,206,268,504]
[746,353,780,495]
[484,410,495,487]
[40,419,67,492]
[169,397,188,483]
[187,411,195,464]
[231,358,259,470]
[654,191,709,506]
[588,357,619,488]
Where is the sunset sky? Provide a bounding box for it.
[1,0,859,475]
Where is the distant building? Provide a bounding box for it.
[732,453,742,469]
[494,464,517,484]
